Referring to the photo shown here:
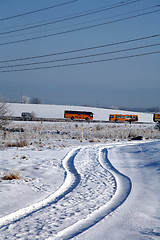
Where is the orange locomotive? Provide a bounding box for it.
[109,114,138,122]
[64,110,93,120]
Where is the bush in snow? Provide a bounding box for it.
[155,122,160,131]
[2,171,21,180]
[0,121,159,149]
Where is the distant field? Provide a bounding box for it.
[7,103,153,122]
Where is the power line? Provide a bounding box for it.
[0,0,140,35]
[0,0,140,32]
[0,33,160,63]
[0,50,159,72]
[0,0,78,22]
[1,3,151,40]
[1,43,159,68]
[0,7,159,46]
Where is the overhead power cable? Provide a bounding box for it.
[0,0,140,32]
[0,33,159,64]
[0,0,78,22]
[0,0,140,35]
[0,51,160,72]
[1,3,152,40]
[0,8,159,46]
[0,43,159,69]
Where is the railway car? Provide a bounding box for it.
[153,113,160,122]
[109,114,138,122]
[64,110,93,120]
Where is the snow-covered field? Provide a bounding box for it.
[0,105,160,239]
[7,103,153,122]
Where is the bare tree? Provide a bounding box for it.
[0,96,10,129]
[30,97,41,104]
[0,95,11,129]
[22,95,30,104]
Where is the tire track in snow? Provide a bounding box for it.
[0,148,81,228]
[52,146,132,239]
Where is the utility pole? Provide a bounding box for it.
[97,100,98,108]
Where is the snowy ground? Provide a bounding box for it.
[0,121,160,239]
[7,103,153,122]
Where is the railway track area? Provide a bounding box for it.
[7,116,152,124]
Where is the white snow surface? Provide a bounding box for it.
[7,103,153,122]
[0,139,160,239]
[0,104,159,239]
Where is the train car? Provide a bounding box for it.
[64,110,93,120]
[153,113,160,122]
[109,114,138,122]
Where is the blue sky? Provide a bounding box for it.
[0,0,160,108]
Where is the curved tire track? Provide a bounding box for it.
[53,146,132,240]
[0,148,81,228]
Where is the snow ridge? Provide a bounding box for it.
[51,147,132,239]
[0,148,81,228]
